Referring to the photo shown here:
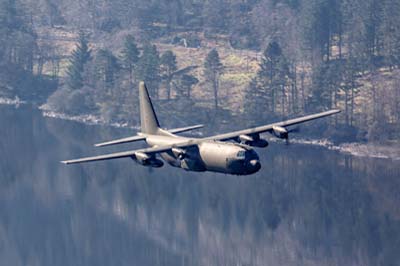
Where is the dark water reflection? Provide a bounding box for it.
[0,105,399,266]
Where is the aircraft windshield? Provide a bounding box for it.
[237,150,246,159]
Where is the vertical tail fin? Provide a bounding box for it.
[139,82,160,134]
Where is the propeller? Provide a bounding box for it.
[288,126,300,134]
[284,126,300,145]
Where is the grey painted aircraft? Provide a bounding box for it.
[62,82,340,175]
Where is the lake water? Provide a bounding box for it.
[0,105,399,266]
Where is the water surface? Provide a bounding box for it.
[0,105,399,266]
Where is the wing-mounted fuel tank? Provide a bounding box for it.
[131,152,164,168]
[236,134,269,148]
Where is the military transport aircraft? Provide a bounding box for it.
[62,82,340,175]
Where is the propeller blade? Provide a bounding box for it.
[287,126,300,133]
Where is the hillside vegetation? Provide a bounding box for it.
[1,0,400,143]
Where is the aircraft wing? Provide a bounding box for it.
[94,134,147,147]
[205,109,341,141]
[167,124,204,134]
[61,139,200,165]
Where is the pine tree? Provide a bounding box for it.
[364,0,384,63]
[95,49,120,91]
[121,34,139,86]
[203,0,229,35]
[0,0,36,72]
[257,41,291,114]
[300,0,342,63]
[175,74,198,99]
[204,49,223,110]
[66,31,91,90]
[381,0,400,69]
[136,43,160,97]
[160,50,177,100]
[244,79,271,123]
[308,61,341,112]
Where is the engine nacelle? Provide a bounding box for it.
[172,147,187,159]
[239,134,253,142]
[272,126,288,139]
[132,152,164,168]
[238,135,269,148]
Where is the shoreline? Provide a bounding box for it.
[40,109,134,129]
[287,138,400,161]
[0,96,26,106]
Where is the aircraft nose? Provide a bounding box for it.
[248,159,261,173]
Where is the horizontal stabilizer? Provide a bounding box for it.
[94,125,203,147]
[168,124,204,134]
[94,135,146,147]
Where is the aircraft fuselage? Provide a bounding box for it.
[146,135,261,175]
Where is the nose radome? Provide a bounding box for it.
[249,159,261,172]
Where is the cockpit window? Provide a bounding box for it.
[237,150,246,158]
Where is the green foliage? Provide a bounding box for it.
[160,50,177,76]
[121,34,139,85]
[3,0,400,142]
[203,0,230,34]
[204,49,223,70]
[175,74,198,99]
[0,0,36,69]
[381,0,400,68]
[300,0,342,62]
[244,79,272,123]
[95,49,120,90]
[0,0,47,98]
[308,60,341,111]
[66,31,92,90]
[204,49,224,109]
[136,43,160,97]
[247,41,292,116]
[160,50,177,99]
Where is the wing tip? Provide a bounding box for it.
[94,141,113,147]
[60,160,69,165]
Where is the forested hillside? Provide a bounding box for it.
[1,0,400,143]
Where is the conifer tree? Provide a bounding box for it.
[160,50,177,100]
[204,49,223,110]
[95,49,120,91]
[121,34,139,86]
[175,74,198,99]
[136,43,160,97]
[0,0,36,72]
[258,41,291,113]
[66,31,91,90]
